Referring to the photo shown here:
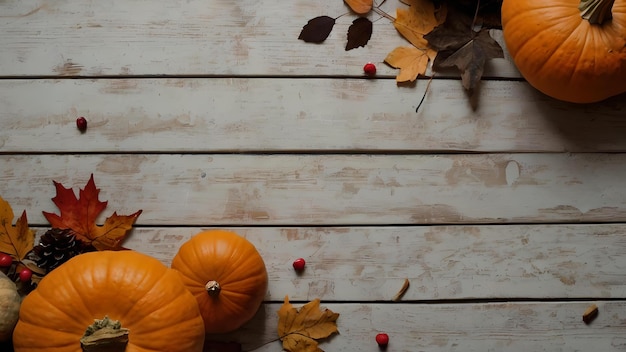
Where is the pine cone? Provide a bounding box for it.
[31,228,82,272]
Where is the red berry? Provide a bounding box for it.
[363,62,377,76]
[375,333,389,347]
[292,258,306,271]
[76,116,88,132]
[19,268,32,282]
[0,253,12,267]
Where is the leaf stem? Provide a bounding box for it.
[334,11,351,20]
[416,75,434,113]
[471,0,481,30]
[375,0,388,8]
[372,7,395,22]
[244,331,313,351]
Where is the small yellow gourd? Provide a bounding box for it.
[0,271,20,341]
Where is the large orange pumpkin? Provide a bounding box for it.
[13,251,205,352]
[501,0,626,103]
[171,230,268,334]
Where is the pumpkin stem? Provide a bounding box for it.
[579,0,615,24]
[81,316,129,352]
[205,280,221,297]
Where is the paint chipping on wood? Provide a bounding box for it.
[53,60,83,76]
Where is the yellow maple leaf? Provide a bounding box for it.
[344,0,373,15]
[0,196,34,262]
[277,296,340,352]
[385,46,437,82]
[394,0,440,48]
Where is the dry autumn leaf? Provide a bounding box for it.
[298,16,336,43]
[394,0,444,48]
[42,174,142,251]
[0,196,34,262]
[424,6,503,93]
[385,46,437,82]
[278,296,340,352]
[344,0,373,15]
[345,17,373,51]
[386,0,446,82]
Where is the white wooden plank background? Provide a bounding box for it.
[1,79,626,153]
[2,0,626,351]
[3,154,626,225]
[115,225,626,301]
[0,0,518,77]
[215,301,626,351]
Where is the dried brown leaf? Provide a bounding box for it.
[424,7,503,93]
[298,16,336,43]
[346,17,373,51]
[278,296,339,352]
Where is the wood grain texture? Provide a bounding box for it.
[1,78,625,153]
[28,225,619,301]
[0,0,517,77]
[211,301,626,351]
[3,154,626,225]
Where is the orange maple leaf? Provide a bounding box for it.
[42,175,142,251]
[277,296,339,352]
[0,196,34,262]
[387,0,447,82]
[394,0,444,48]
[385,46,437,82]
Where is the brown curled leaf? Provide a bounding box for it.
[392,278,410,301]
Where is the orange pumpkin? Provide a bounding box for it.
[13,251,205,352]
[501,0,626,103]
[171,230,268,334]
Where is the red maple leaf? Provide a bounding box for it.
[42,174,142,251]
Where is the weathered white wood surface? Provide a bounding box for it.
[0,0,517,77]
[1,79,626,153]
[98,225,626,301]
[3,154,626,225]
[220,301,626,351]
[2,0,626,350]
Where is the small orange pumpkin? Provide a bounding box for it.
[171,230,268,334]
[502,0,626,103]
[13,251,205,352]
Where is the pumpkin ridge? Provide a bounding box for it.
[192,237,230,282]
[171,247,206,285]
[566,22,593,83]
[69,276,98,320]
[216,247,260,283]
[507,4,576,23]
[123,269,190,328]
[21,290,87,334]
[508,12,577,60]
[96,253,167,321]
[14,321,78,349]
[129,293,197,331]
